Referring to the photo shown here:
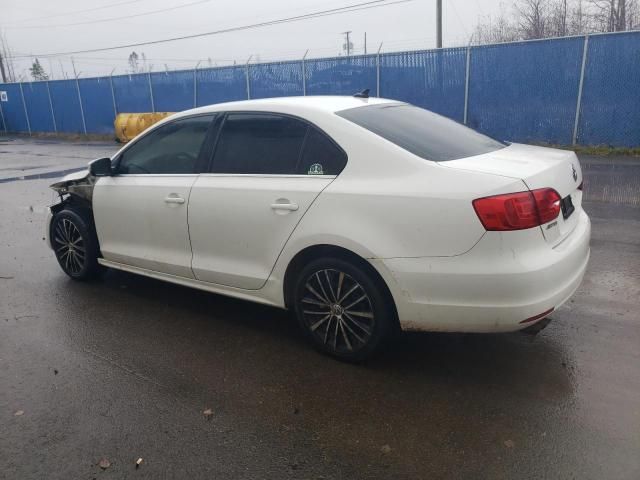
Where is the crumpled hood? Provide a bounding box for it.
[50,169,90,191]
[50,168,95,202]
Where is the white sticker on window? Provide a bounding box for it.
[308,163,323,175]
[0,91,7,102]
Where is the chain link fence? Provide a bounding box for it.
[1,31,639,146]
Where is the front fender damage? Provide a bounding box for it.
[50,169,96,204]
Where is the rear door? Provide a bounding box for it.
[188,112,347,289]
[93,114,215,277]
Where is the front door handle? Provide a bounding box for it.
[164,195,185,204]
[270,202,299,211]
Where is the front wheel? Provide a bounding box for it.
[293,257,395,362]
[50,208,101,280]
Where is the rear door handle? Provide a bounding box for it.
[270,202,298,211]
[164,195,185,204]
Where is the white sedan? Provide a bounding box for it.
[46,95,591,361]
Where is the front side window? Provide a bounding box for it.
[212,113,307,174]
[337,103,506,162]
[118,115,214,174]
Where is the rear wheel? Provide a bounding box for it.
[51,208,101,280]
[293,257,394,362]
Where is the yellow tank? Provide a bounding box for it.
[114,112,174,143]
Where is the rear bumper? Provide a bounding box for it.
[373,210,591,332]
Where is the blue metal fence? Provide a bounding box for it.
[79,77,114,135]
[577,32,640,146]
[49,80,85,134]
[249,60,303,99]
[467,36,585,145]
[1,31,639,146]
[380,47,467,121]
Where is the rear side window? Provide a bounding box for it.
[118,115,213,174]
[337,103,506,161]
[212,113,307,174]
[298,128,347,176]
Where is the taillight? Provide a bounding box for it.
[473,188,561,231]
[532,188,562,224]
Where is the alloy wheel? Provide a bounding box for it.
[300,268,375,352]
[53,218,86,275]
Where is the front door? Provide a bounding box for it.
[93,114,215,278]
[189,112,347,289]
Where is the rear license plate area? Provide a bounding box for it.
[560,195,575,219]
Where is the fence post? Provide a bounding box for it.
[245,55,253,99]
[463,45,471,125]
[148,69,155,113]
[301,50,309,96]
[71,58,87,135]
[573,34,589,146]
[0,101,7,133]
[376,42,383,97]
[18,82,32,136]
[193,61,201,108]
[46,80,57,134]
[74,76,87,135]
[109,69,117,118]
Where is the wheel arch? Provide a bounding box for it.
[282,244,399,327]
[50,194,101,255]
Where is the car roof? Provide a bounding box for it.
[173,95,399,119]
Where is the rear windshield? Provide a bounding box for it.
[337,103,506,161]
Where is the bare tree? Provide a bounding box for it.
[128,51,140,73]
[472,0,638,45]
[0,30,17,83]
[569,0,589,34]
[472,8,520,44]
[515,0,550,38]
[549,0,569,36]
[587,0,639,30]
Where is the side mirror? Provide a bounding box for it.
[89,157,112,176]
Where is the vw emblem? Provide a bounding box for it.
[571,164,578,182]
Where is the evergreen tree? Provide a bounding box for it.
[29,58,48,81]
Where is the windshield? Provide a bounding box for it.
[337,103,506,162]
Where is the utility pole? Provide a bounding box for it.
[0,53,6,83]
[436,0,443,48]
[342,31,352,56]
[364,32,367,55]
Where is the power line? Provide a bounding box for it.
[6,0,212,30]
[8,0,414,59]
[2,0,149,25]
[36,34,441,78]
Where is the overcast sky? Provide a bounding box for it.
[1,0,505,80]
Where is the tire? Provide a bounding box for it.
[50,208,101,281]
[293,257,395,362]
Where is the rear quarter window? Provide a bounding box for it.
[337,103,506,162]
[298,127,347,176]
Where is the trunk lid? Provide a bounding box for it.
[441,143,584,246]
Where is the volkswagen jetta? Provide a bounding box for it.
[46,95,591,361]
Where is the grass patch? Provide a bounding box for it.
[538,143,640,156]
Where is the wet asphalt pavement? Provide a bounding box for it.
[1,137,639,479]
